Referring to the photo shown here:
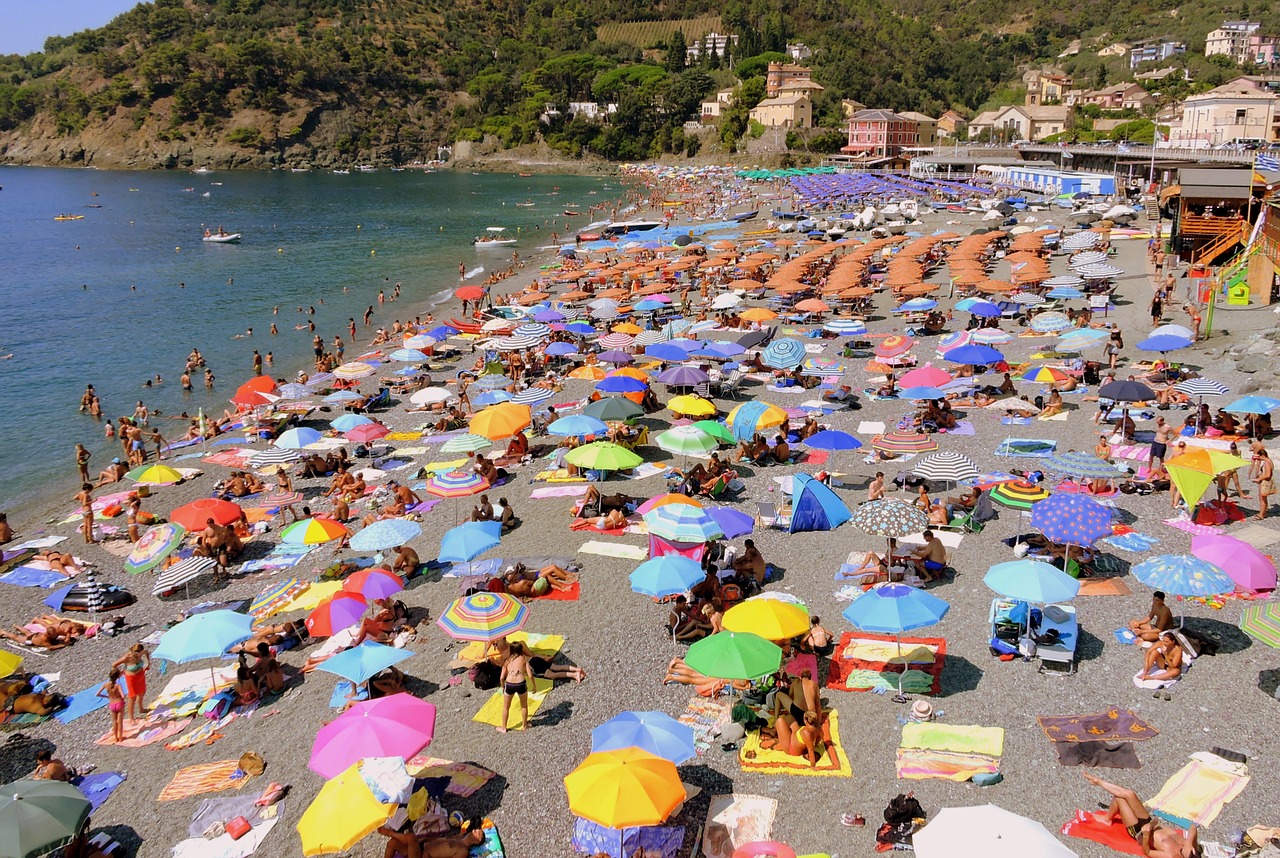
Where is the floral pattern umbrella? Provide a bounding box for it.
[850,499,928,538]
[1029,493,1111,546]
[1132,554,1235,597]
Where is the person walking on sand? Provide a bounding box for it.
[112,644,150,722]
[75,443,91,483]
[497,640,535,733]
[1253,448,1274,520]
[98,668,126,743]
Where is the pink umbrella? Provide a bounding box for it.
[341,568,405,601]
[309,693,437,778]
[306,592,369,638]
[346,422,391,443]
[898,363,952,388]
[1191,534,1277,592]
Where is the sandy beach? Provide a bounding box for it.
[2,169,1278,858]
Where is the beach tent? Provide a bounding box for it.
[788,473,852,533]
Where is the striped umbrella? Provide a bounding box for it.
[1070,250,1107,265]
[801,357,846,377]
[511,388,554,407]
[871,431,939,454]
[937,330,971,352]
[333,362,377,379]
[1175,378,1229,398]
[824,319,867,336]
[472,375,514,391]
[126,464,185,485]
[440,433,493,454]
[970,329,1013,345]
[403,334,437,349]
[124,522,187,574]
[1240,603,1280,649]
[762,338,807,370]
[1029,313,1072,333]
[249,447,302,467]
[875,335,916,358]
[1132,554,1235,597]
[250,576,308,618]
[913,452,979,484]
[599,332,636,349]
[425,471,489,499]
[153,556,218,596]
[643,504,725,542]
[988,480,1050,510]
[280,517,350,545]
[437,592,528,642]
[493,335,541,351]
[349,518,422,551]
[1045,450,1123,480]
[634,330,669,346]
[388,348,429,362]
[80,568,105,617]
[1042,274,1085,288]
[1006,292,1042,305]
[1020,365,1070,384]
[591,306,620,320]
[1075,263,1123,279]
[1061,232,1099,250]
[513,322,552,339]
[656,426,718,458]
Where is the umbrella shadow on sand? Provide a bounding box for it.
[96,824,142,856]
[454,770,509,820]
[1075,628,1108,663]
[1182,616,1252,655]
[1257,668,1280,698]
[532,699,575,728]
[939,655,984,696]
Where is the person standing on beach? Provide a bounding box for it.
[349,318,357,339]
[98,668,126,742]
[75,444,91,483]
[498,641,535,733]
[1150,291,1163,327]
[76,483,96,544]
[204,369,215,389]
[1253,449,1274,520]
[113,644,150,723]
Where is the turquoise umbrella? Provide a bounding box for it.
[1132,554,1235,597]
[984,560,1081,604]
[317,641,414,685]
[630,555,705,597]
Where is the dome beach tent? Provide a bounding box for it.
[789,473,852,533]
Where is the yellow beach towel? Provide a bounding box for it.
[901,722,1005,757]
[421,458,469,475]
[457,632,565,663]
[738,710,852,778]
[472,677,553,729]
[841,638,937,665]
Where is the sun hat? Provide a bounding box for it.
[911,700,934,721]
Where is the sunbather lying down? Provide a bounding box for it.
[0,614,97,650]
[1082,772,1200,858]
[835,551,889,584]
[663,656,751,697]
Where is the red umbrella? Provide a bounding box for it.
[455,285,486,301]
[306,591,369,637]
[345,423,390,443]
[239,375,278,394]
[170,498,243,531]
[231,387,278,407]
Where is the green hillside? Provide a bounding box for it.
[0,0,1267,167]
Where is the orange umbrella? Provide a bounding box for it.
[795,298,831,313]
[740,308,777,322]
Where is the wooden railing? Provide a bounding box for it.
[1191,221,1249,266]
[1179,214,1247,237]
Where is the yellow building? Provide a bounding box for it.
[749,94,813,129]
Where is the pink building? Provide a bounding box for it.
[842,109,919,157]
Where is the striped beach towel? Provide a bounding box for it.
[896,748,1000,781]
[1148,757,1250,827]
[157,760,250,802]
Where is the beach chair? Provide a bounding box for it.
[1036,603,1079,675]
[720,370,744,400]
[756,502,789,529]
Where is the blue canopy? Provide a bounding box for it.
[789,473,852,533]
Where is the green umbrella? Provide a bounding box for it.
[0,780,91,858]
[440,433,493,454]
[685,631,782,681]
[656,426,717,458]
[565,442,644,472]
[583,397,644,422]
[693,420,734,445]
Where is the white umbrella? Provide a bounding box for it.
[914,805,1078,858]
[410,388,454,406]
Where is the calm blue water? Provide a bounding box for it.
[0,166,618,512]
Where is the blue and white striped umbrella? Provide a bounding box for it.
[440,433,493,454]
[513,323,552,339]
[634,330,669,346]
[762,338,807,370]
[1029,313,1072,333]
[323,389,364,405]
[511,388,554,406]
[1133,554,1235,597]
[1042,275,1084,288]
[643,504,725,542]
[389,348,429,362]
[1046,450,1124,479]
[493,335,540,351]
[1175,379,1229,397]
[1074,263,1123,279]
[472,375,514,391]
[970,329,1014,345]
[1069,250,1107,266]
[895,298,938,313]
[275,383,313,400]
[824,319,867,336]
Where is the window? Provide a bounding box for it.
[1236,109,1248,121]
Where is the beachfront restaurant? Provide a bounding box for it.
[1000,166,1117,197]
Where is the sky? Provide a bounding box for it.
[1,0,142,55]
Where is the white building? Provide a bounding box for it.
[1174,76,1280,147]
[1129,38,1186,69]
[686,32,738,61]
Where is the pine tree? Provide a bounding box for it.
[667,31,687,73]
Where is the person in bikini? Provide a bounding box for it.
[760,709,825,767]
[1083,773,1201,857]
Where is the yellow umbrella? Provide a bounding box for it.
[612,322,643,335]
[127,464,185,485]
[269,580,342,616]
[668,395,716,418]
[0,650,22,680]
[1165,448,1250,509]
[740,308,778,322]
[722,598,810,641]
[564,747,686,829]
[727,402,788,432]
[469,402,532,440]
[568,365,607,380]
[296,762,394,856]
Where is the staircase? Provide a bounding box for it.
[1220,246,1257,291]
[1190,221,1249,266]
[1144,197,1160,222]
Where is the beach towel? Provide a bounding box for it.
[1077,578,1133,596]
[1001,417,1033,426]
[1061,811,1145,855]
[533,469,586,483]
[578,540,648,560]
[677,697,732,757]
[1037,709,1158,744]
[738,710,851,778]
[385,431,422,441]
[1053,740,1141,769]
[844,669,936,694]
[1225,523,1280,549]
[570,518,630,537]
[74,772,126,813]
[158,759,251,802]
[420,458,470,475]
[532,581,580,601]
[529,486,588,499]
[1164,518,1218,537]
[902,722,1004,756]
[0,566,69,588]
[166,713,237,750]
[328,680,368,709]
[1133,669,1182,690]
[573,821,684,858]
[470,824,505,858]
[995,438,1057,457]
[943,420,975,436]
[404,757,496,797]
[1102,533,1159,552]
[55,684,116,723]
[172,814,279,858]
[457,632,564,662]
[1148,756,1250,828]
[702,794,777,858]
[827,632,945,696]
[856,421,887,435]
[436,557,504,579]
[96,717,191,748]
[472,677,553,729]
[895,748,1001,781]
[784,653,818,681]
[238,544,313,573]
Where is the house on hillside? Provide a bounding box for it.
[1130,38,1186,69]
[968,105,1069,141]
[900,111,938,146]
[1135,67,1184,83]
[1174,76,1280,147]
[937,109,967,139]
[700,88,736,124]
[841,99,867,118]
[787,43,812,61]
[687,32,738,62]
[766,63,815,98]
[1081,82,1153,111]
[749,94,813,129]
[841,109,919,156]
[1022,70,1073,105]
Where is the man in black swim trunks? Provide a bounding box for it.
[1084,773,1201,857]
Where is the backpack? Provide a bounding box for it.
[884,794,925,825]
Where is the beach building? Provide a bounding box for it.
[937,109,967,139]
[749,94,812,129]
[999,166,1117,196]
[700,88,736,124]
[1130,38,1186,69]
[841,109,919,157]
[1162,166,1269,272]
[966,105,1069,142]
[1173,77,1280,147]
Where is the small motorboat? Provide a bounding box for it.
[515,200,535,207]
[473,227,517,248]
[53,214,84,221]
[203,232,242,243]
[731,210,759,222]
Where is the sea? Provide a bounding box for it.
[0,165,620,514]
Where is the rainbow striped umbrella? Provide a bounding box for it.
[440,433,493,455]
[126,464,185,485]
[1019,365,1070,384]
[1240,603,1280,649]
[871,431,939,454]
[643,503,724,542]
[280,517,350,545]
[425,470,489,499]
[124,522,187,574]
[250,577,309,619]
[436,592,528,642]
[988,479,1051,511]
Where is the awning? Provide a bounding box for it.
[1177,167,1254,201]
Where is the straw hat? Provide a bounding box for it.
[911,700,934,722]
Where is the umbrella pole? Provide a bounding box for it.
[892,634,908,703]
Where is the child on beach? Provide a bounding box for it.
[98,668,126,742]
[112,644,150,722]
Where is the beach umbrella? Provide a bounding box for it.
[469,402,531,440]
[548,415,609,438]
[168,496,240,530]
[1164,448,1249,509]
[317,641,413,686]
[511,388,554,407]
[1175,378,1229,398]
[596,375,648,395]
[334,362,377,380]
[635,494,702,515]
[513,322,552,340]
[685,631,782,681]
[565,747,685,829]
[1029,494,1111,546]
[341,568,406,601]
[153,610,253,664]
[913,804,1077,858]
[937,331,971,352]
[425,470,489,499]
[645,343,688,362]
[712,293,743,309]
[309,693,436,779]
[692,420,734,444]
[1098,380,1155,402]
[898,364,952,388]
[123,522,187,574]
[630,555,705,598]
[281,517,349,545]
[1045,451,1124,480]
[249,447,302,467]
[723,599,809,641]
[842,583,950,701]
[896,298,938,313]
[1029,313,1072,333]
[726,402,788,438]
[913,451,979,484]
[440,433,493,454]
[1136,334,1192,353]
[824,319,866,335]
[899,385,947,401]
[704,506,754,539]
[644,503,724,542]
[871,431,938,455]
[988,479,1050,511]
[306,592,369,638]
[803,429,862,452]
[1239,603,1280,649]
[599,332,636,350]
[545,341,579,357]
[388,347,429,362]
[875,335,916,358]
[297,762,395,856]
[125,463,185,485]
[437,592,527,641]
[0,651,22,681]
[985,559,1080,604]
[668,395,717,418]
[967,302,1002,318]
[472,390,513,408]
[231,385,278,407]
[1019,366,1069,384]
[152,556,218,596]
[472,374,513,391]
[0,779,92,858]
[566,442,644,473]
[409,387,454,406]
[456,285,486,301]
[276,427,323,449]
[655,366,710,387]
[1225,394,1280,415]
[1133,554,1235,598]
[851,500,929,557]
[346,422,390,444]
[330,413,374,432]
[439,520,502,566]
[597,349,634,365]
[1046,287,1084,299]
[762,338,807,370]
[943,344,1004,365]
[249,576,308,619]
[591,712,696,764]
[324,389,366,405]
[403,334,437,350]
[656,426,718,458]
[1191,533,1276,592]
[583,397,643,422]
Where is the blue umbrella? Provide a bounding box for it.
[943,344,1004,365]
[1045,450,1124,480]
[1225,395,1280,415]
[597,349,634,365]
[1046,287,1084,299]
[153,610,253,664]
[591,711,697,764]
[1132,554,1235,597]
[472,375,513,391]
[696,341,747,358]
[803,429,862,451]
[323,390,364,404]
[645,343,687,362]
[596,375,647,393]
[824,319,867,336]
[428,325,460,340]
[984,559,1081,604]
[275,427,323,449]
[899,385,947,400]
[545,342,579,357]
[439,521,502,563]
[762,338,806,370]
[532,310,565,323]
[1029,493,1112,546]
[704,506,755,539]
[630,555,705,598]
[389,348,429,362]
[349,518,423,552]
[564,322,596,335]
[968,302,1003,318]
[655,366,710,386]
[895,298,938,313]
[317,641,414,685]
[473,389,513,407]
[841,583,950,701]
[393,367,424,377]
[548,414,609,437]
[634,299,666,313]
[1136,334,1192,353]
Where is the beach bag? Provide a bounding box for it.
[199,690,234,720]
[237,751,266,777]
[885,794,925,825]
[226,817,251,841]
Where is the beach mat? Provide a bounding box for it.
[96,717,191,748]
[532,581,580,601]
[703,794,777,858]
[472,677,553,729]
[1053,740,1141,769]
[826,631,945,696]
[738,710,851,778]
[573,820,684,858]
[677,697,732,757]
[165,713,237,750]
[1102,533,1158,552]
[895,748,1000,781]
[578,541,647,560]
[1037,708,1158,744]
[1077,578,1133,596]
[0,566,69,588]
[405,756,496,797]
[157,759,251,802]
[530,486,588,499]
[1061,811,1145,856]
[995,438,1057,457]
[1226,523,1280,549]
[55,684,115,723]
[902,722,1004,757]
[75,772,126,813]
[1148,756,1250,828]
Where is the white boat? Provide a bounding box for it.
[356,165,376,172]
[473,227,517,248]
[332,168,350,175]
[193,167,213,174]
[291,167,311,172]
[203,232,242,243]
